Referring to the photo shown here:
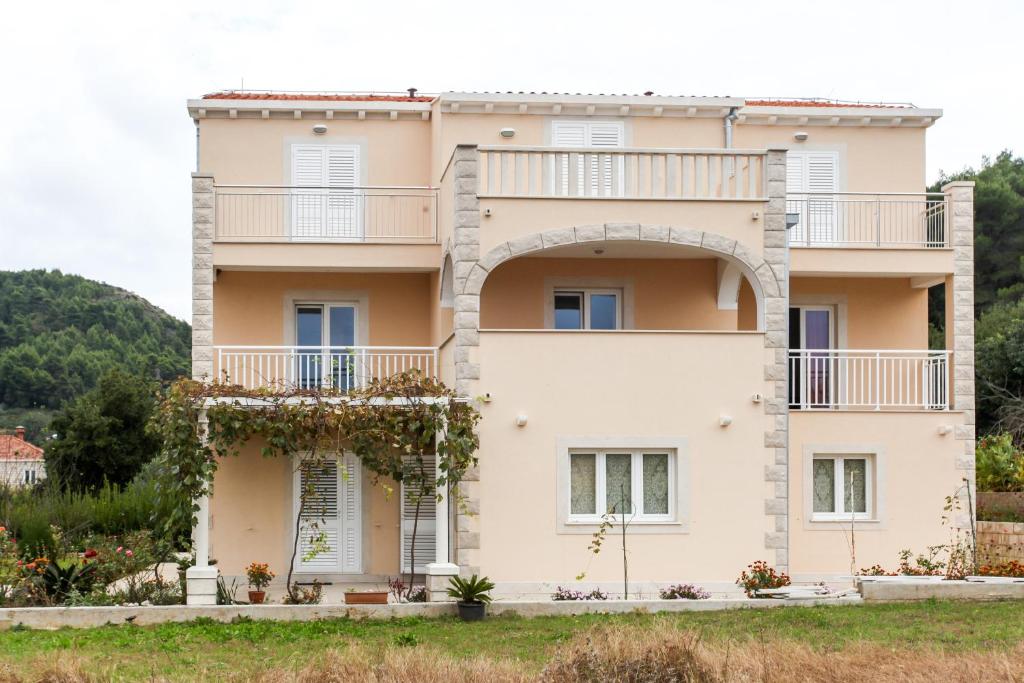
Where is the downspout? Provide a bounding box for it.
[194,119,200,172]
[723,106,738,148]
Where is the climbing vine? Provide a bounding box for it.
[149,371,480,593]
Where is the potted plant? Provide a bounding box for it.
[343,587,389,605]
[245,562,274,604]
[447,574,495,621]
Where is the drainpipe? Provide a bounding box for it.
[194,119,200,172]
[723,107,739,148]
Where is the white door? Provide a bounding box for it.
[551,121,625,196]
[786,151,838,244]
[294,453,362,573]
[399,454,437,573]
[291,145,362,240]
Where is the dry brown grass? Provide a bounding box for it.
[3,624,1024,682]
[541,624,1024,682]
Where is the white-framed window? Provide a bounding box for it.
[568,449,674,523]
[553,288,622,330]
[24,469,36,485]
[811,454,872,521]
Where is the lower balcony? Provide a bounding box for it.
[788,349,950,411]
[213,345,439,391]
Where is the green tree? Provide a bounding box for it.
[976,299,1024,439]
[933,151,1024,315]
[46,369,160,490]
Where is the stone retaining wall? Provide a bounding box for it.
[977,520,1024,564]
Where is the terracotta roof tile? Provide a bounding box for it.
[204,92,434,103]
[0,434,44,462]
[744,99,910,109]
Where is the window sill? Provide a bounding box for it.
[809,516,880,524]
[559,519,688,535]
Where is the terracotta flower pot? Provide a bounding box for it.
[248,590,266,604]
[343,591,388,605]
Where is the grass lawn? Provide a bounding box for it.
[1,601,1022,681]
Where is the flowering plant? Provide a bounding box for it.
[659,583,711,600]
[551,586,608,601]
[736,560,791,598]
[246,562,275,591]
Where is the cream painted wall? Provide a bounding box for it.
[790,277,929,348]
[480,257,740,330]
[212,271,433,347]
[788,411,965,578]
[199,117,431,186]
[209,441,401,577]
[734,124,928,193]
[474,330,772,583]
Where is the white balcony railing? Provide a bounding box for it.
[213,186,437,242]
[788,349,950,410]
[214,346,438,391]
[477,146,767,201]
[786,193,947,247]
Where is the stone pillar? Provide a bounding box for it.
[943,181,976,525]
[192,172,215,380]
[761,149,790,572]
[186,409,218,605]
[448,144,482,575]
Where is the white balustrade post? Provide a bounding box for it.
[426,412,459,601]
[186,408,219,605]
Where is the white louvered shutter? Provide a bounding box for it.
[551,121,624,197]
[400,455,437,573]
[325,146,361,239]
[339,454,362,573]
[290,145,362,240]
[292,146,327,239]
[786,151,838,244]
[297,458,340,571]
[295,454,362,573]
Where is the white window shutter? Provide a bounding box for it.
[294,454,362,574]
[400,454,437,573]
[551,121,624,197]
[297,459,340,570]
[786,151,838,244]
[339,454,362,573]
[290,145,362,240]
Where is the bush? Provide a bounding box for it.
[976,433,1024,492]
[736,560,790,598]
[659,584,710,600]
[551,586,608,601]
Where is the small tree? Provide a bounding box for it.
[47,369,159,490]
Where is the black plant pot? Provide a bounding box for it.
[457,601,486,621]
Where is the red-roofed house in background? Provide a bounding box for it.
[183,90,975,604]
[0,427,46,488]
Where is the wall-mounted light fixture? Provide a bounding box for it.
[312,124,328,135]
[514,413,528,427]
[793,131,809,141]
[938,425,953,436]
[499,128,516,138]
[719,415,733,427]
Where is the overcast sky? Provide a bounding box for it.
[0,0,1019,321]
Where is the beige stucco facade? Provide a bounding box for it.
[187,91,974,596]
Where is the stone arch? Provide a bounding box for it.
[460,224,779,332]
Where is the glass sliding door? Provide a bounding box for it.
[790,306,835,408]
[552,289,622,330]
[295,304,357,390]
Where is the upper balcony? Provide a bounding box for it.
[786,191,953,277]
[450,145,770,256]
[208,183,440,271]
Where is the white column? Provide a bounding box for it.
[186,408,219,605]
[425,414,459,601]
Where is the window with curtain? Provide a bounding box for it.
[812,455,872,520]
[569,449,673,522]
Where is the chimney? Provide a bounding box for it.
[407,88,418,98]
[15,426,25,441]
